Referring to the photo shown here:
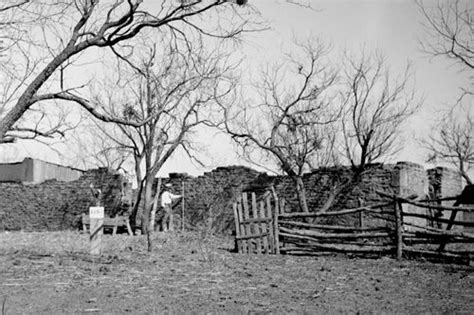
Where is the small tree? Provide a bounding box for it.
[418,0,473,185]
[425,108,473,185]
[222,40,339,213]
[96,36,234,251]
[333,51,421,211]
[341,52,421,171]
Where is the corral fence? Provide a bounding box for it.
[233,189,474,264]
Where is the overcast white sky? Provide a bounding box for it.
[1,0,471,177]
[161,0,472,176]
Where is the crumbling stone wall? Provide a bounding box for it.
[159,162,465,234]
[160,163,407,232]
[268,163,398,227]
[274,164,395,208]
[159,166,261,233]
[1,161,465,233]
[0,168,128,231]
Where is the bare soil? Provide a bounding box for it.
[1,231,473,314]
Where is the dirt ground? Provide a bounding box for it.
[0,231,473,314]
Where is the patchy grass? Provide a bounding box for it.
[0,230,473,314]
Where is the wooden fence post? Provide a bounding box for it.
[438,209,459,252]
[237,198,247,253]
[266,194,275,254]
[271,186,280,255]
[233,203,243,253]
[358,198,364,228]
[259,200,270,254]
[394,199,403,260]
[242,193,252,254]
[251,193,262,254]
[274,202,280,254]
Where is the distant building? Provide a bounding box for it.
[0,158,83,184]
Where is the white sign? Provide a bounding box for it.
[89,207,104,219]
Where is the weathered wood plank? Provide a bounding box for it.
[279,221,390,232]
[266,194,275,254]
[236,199,247,253]
[279,202,393,219]
[82,214,131,236]
[240,218,272,224]
[377,190,474,212]
[402,212,474,227]
[233,203,243,253]
[252,193,261,254]
[259,200,270,254]
[242,193,252,254]
[402,222,474,239]
[279,226,392,239]
[395,200,403,260]
[271,186,280,254]
[279,234,395,253]
[236,233,270,241]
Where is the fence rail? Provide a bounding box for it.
[233,189,474,265]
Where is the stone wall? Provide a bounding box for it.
[160,163,408,232]
[160,162,465,234]
[0,168,129,231]
[269,163,398,227]
[395,162,430,231]
[1,161,465,233]
[159,166,261,233]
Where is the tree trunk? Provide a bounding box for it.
[149,178,161,232]
[141,178,153,252]
[129,180,144,230]
[294,176,309,213]
[317,170,362,214]
[0,42,79,142]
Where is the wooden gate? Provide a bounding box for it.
[233,191,281,254]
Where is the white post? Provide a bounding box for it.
[89,206,104,255]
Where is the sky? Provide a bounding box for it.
[0,0,472,177]
[163,0,471,176]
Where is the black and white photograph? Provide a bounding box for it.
[0,0,472,313]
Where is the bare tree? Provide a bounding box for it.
[332,51,422,211]
[222,40,339,213]
[96,36,233,251]
[418,0,473,103]
[418,0,473,184]
[341,52,421,172]
[0,0,256,144]
[426,108,473,185]
[418,0,473,70]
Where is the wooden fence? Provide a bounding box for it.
[234,191,281,254]
[233,190,474,264]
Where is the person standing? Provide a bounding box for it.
[161,183,182,232]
